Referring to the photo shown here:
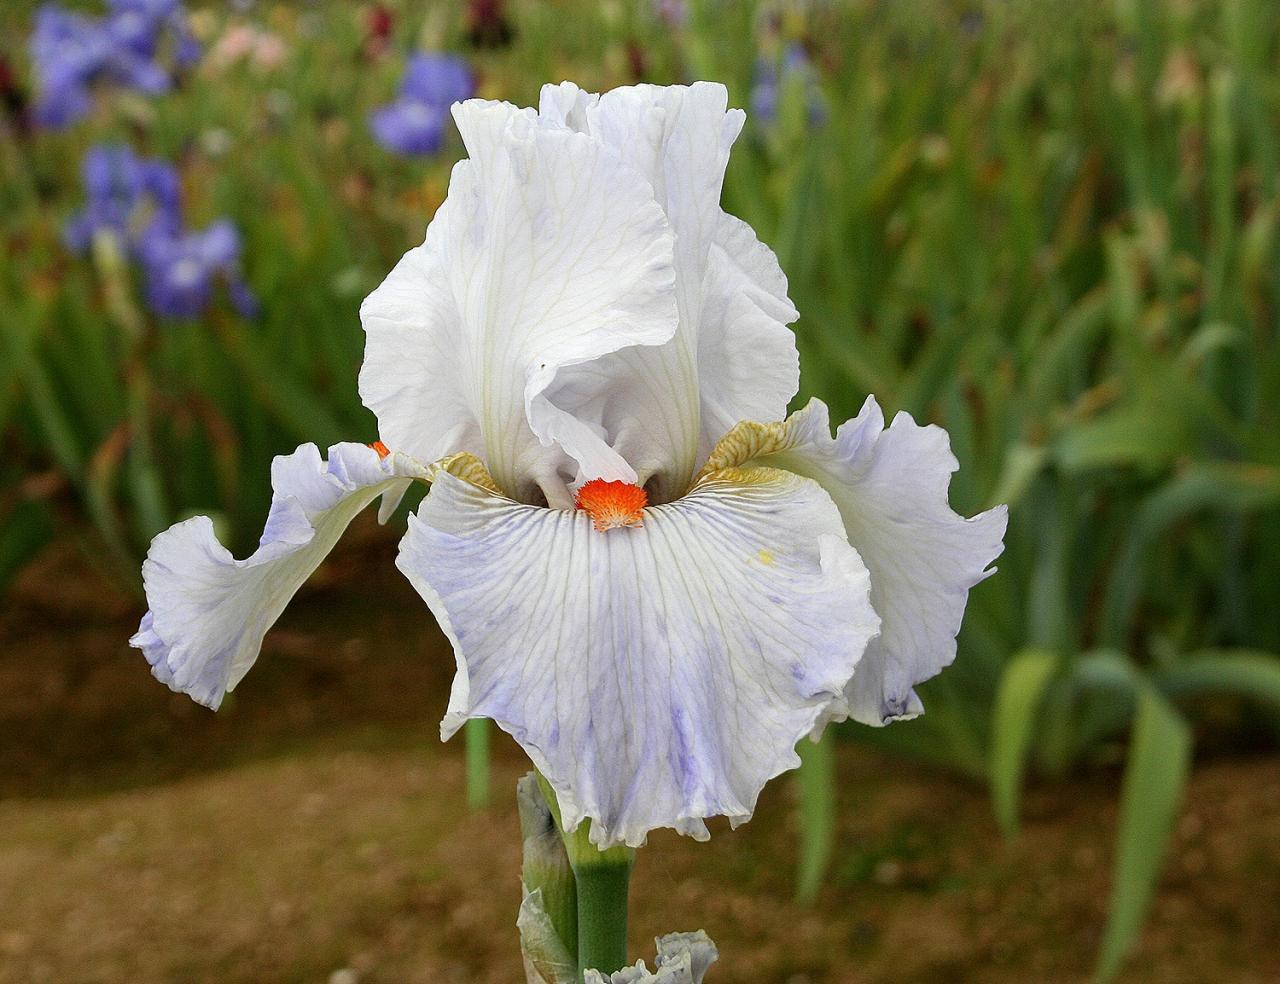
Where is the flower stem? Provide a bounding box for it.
[572,851,632,980]
[533,774,636,979]
[465,718,491,809]
[795,731,835,904]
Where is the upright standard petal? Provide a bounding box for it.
[397,460,880,848]
[704,398,1008,726]
[360,99,678,508]
[538,82,799,489]
[693,212,799,461]
[131,443,427,709]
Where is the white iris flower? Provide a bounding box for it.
[132,82,1007,849]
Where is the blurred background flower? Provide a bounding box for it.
[136,218,256,320]
[750,42,824,128]
[465,0,514,50]
[29,3,167,127]
[27,0,199,128]
[63,143,180,253]
[206,21,286,73]
[103,0,200,68]
[369,52,474,156]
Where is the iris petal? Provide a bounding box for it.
[131,443,427,708]
[361,99,679,507]
[397,462,879,848]
[537,82,799,494]
[706,398,1009,726]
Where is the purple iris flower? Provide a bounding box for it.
[28,1,197,129]
[750,43,825,128]
[369,53,474,156]
[105,0,201,67]
[64,144,181,253]
[137,219,258,320]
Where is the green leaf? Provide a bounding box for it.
[1054,407,1190,474]
[1094,687,1191,982]
[990,649,1060,838]
[1101,464,1280,645]
[1154,650,1280,716]
[989,442,1047,511]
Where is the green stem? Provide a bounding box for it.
[465,718,491,809]
[534,774,636,979]
[573,854,632,980]
[795,731,835,904]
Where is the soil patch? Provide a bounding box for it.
[2,522,1277,982]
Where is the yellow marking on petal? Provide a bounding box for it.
[429,452,503,494]
[575,479,647,532]
[694,464,789,491]
[757,549,776,566]
[696,418,803,481]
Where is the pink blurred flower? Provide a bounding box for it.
[206,22,286,72]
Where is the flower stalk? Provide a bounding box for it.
[794,730,836,904]
[536,773,636,980]
[465,717,491,808]
[571,849,633,981]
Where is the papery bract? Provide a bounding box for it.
[583,933,719,984]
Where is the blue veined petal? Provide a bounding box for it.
[583,931,719,984]
[397,464,880,848]
[131,443,428,709]
[705,398,1009,726]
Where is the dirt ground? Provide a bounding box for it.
[1,517,1277,984]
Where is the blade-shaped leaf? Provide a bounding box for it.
[1101,464,1280,646]
[1154,650,1280,716]
[990,648,1060,837]
[1094,687,1191,982]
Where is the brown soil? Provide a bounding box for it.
[1,518,1277,984]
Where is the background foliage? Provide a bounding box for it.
[2,0,1278,979]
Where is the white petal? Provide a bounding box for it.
[584,931,719,984]
[535,82,798,493]
[694,212,800,461]
[131,444,427,709]
[587,83,744,333]
[537,80,598,131]
[357,237,482,466]
[361,98,678,507]
[711,399,1009,725]
[397,466,880,848]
